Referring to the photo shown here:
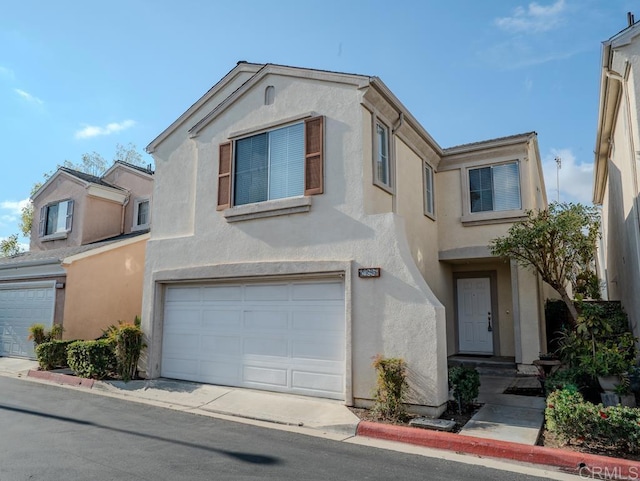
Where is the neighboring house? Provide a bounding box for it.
[141,62,547,415]
[0,162,153,358]
[594,18,640,340]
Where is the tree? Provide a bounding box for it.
[489,202,600,325]
[0,234,21,257]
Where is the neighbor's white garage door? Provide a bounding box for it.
[0,282,56,358]
[161,280,346,400]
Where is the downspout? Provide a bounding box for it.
[120,194,130,234]
[391,112,404,214]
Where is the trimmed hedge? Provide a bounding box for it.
[546,386,640,454]
[67,339,116,379]
[113,325,143,382]
[35,340,75,370]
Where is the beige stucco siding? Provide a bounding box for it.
[102,168,153,233]
[62,238,147,340]
[80,196,123,244]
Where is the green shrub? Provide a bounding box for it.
[28,323,64,347]
[371,356,408,422]
[544,366,588,395]
[35,340,75,370]
[448,366,480,414]
[67,339,116,379]
[113,324,144,381]
[546,387,640,454]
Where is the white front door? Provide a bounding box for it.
[457,277,493,354]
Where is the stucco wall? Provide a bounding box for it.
[31,176,87,251]
[80,196,124,244]
[142,72,448,413]
[62,238,147,340]
[102,167,154,233]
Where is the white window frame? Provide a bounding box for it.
[461,160,525,225]
[372,116,393,193]
[40,199,73,239]
[423,161,435,219]
[132,198,151,231]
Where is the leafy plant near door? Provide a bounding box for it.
[371,355,408,422]
[448,366,480,414]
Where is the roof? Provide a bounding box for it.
[112,160,155,175]
[59,167,120,189]
[443,132,537,156]
[0,230,149,268]
[146,61,444,155]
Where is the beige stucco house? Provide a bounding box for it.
[141,62,548,415]
[594,18,640,340]
[0,162,152,358]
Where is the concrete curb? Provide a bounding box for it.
[27,370,95,388]
[357,421,640,478]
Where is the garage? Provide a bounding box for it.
[161,279,346,400]
[0,281,56,359]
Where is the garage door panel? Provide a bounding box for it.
[201,335,241,357]
[243,310,288,330]
[244,284,289,301]
[0,284,55,359]
[243,337,288,357]
[202,285,242,301]
[162,280,346,400]
[292,339,344,361]
[165,286,201,302]
[291,309,344,331]
[202,309,242,330]
[243,365,288,387]
[292,371,343,393]
[161,358,199,379]
[291,282,344,301]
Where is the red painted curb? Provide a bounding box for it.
[357,421,640,477]
[27,370,94,389]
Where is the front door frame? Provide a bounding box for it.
[453,271,500,356]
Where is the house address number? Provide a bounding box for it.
[358,267,381,278]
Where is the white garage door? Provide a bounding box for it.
[161,280,346,400]
[0,282,56,359]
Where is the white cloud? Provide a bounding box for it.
[495,0,566,33]
[541,148,594,204]
[14,88,43,105]
[0,199,29,215]
[75,119,136,139]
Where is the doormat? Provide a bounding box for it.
[503,377,544,397]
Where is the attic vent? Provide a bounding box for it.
[265,86,275,105]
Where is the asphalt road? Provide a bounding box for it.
[0,377,550,481]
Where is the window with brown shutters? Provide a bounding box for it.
[218,115,325,210]
[217,141,232,210]
[304,116,324,195]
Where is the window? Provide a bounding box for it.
[133,199,150,229]
[39,199,74,237]
[468,162,521,213]
[374,120,391,188]
[217,116,324,211]
[423,162,434,217]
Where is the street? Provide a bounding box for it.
[0,377,551,481]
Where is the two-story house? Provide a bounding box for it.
[594,17,640,340]
[141,62,547,415]
[0,161,153,358]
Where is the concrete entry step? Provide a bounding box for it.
[448,355,517,376]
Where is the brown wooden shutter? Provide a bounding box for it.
[217,141,232,210]
[304,116,324,195]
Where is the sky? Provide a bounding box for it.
[0,0,636,248]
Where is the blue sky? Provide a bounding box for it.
[0,0,635,247]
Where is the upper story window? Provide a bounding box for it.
[468,162,521,213]
[423,162,435,217]
[234,123,304,206]
[374,120,391,189]
[217,116,324,212]
[39,199,74,237]
[133,198,150,230]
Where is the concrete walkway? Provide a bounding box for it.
[459,375,545,444]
